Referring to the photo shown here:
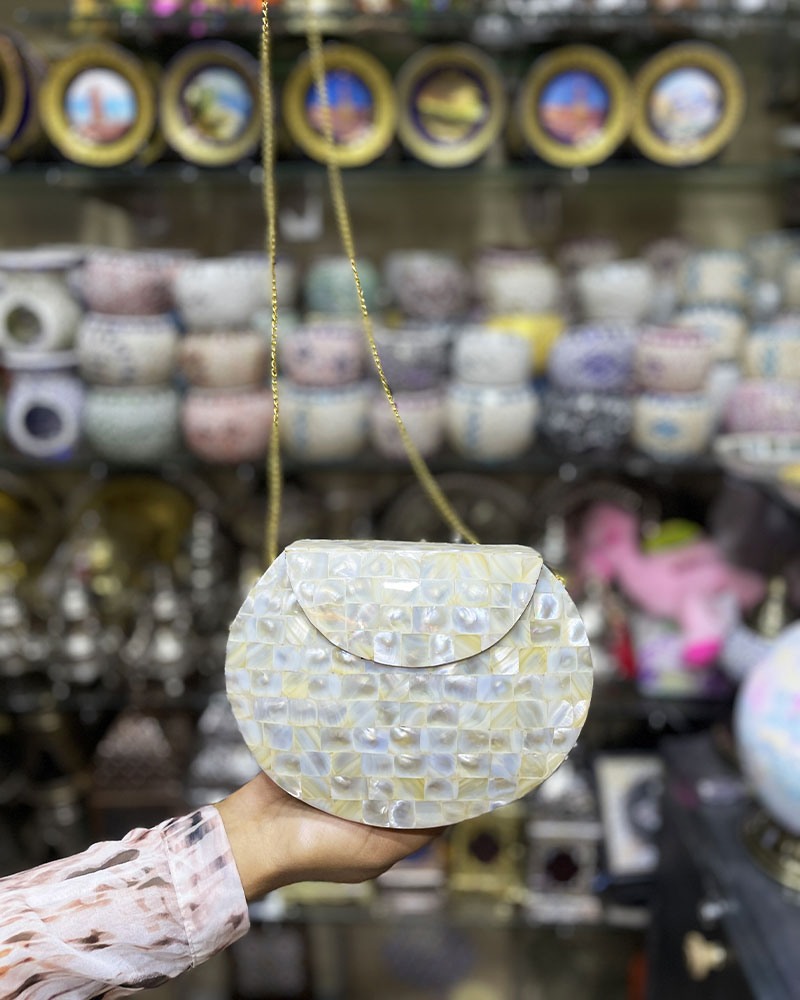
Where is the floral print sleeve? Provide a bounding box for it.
[0,806,249,1000]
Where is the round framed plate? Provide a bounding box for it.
[160,42,260,167]
[5,32,47,162]
[517,46,631,168]
[631,42,745,166]
[283,43,396,168]
[40,42,155,167]
[395,44,506,168]
[0,33,25,149]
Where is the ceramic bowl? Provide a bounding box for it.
[371,325,451,391]
[681,250,750,308]
[0,275,81,352]
[174,257,269,331]
[635,327,714,392]
[632,393,715,460]
[79,249,191,315]
[252,308,300,340]
[714,432,800,482]
[279,320,363,386]
[234,253,297,310]
[77,313,179,386]
[370,389,444,460]
[452,328,532,386]
[643,237,692,277]
[385,251,469,321]
[749,232,800,283]
[725,380,800,434]
[548,324,636,393]
[540,388,633,454]
[744,327,800,380]
[673,305,747,361]
[83,385,180,463]
[279,381,371,463]
[182,388,273,463]
[3,351,84,459]
[179,331,268,389]
[557,237,620,276]
[485,313,565,374]
[782,255,800,312]
[305,256,380,316]
[445,381,539,463]
[474,250,560,314]
[707,361,742,422]
[576,260,654,324]
[0,246,86,275]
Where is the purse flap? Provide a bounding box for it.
[285,539,544,668]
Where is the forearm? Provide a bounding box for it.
[0,807,249,1000]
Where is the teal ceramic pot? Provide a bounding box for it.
[305,256,380,316]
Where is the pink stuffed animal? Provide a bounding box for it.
[579,504,766,667]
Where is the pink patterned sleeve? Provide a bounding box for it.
[0,806,249,999]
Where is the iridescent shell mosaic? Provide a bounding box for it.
[226,540,593,828]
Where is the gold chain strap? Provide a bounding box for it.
[260,1,479,565]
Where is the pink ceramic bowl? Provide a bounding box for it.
[370,389,444,460]
[179,331,268,389]
[182,388,273,463]
[725,379,800,433]
[78,249,191,315]
[635,327,714,392]
[279,320,363,386]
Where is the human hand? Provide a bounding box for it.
[216,772,442,901]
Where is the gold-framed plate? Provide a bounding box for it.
[160,41,260,168]
[395,44,506,168]
[5,32,47,162]
[40,42,155,167]
[631,42,745,167]
[517,46,631,169]
[283,43,396,168]
[0,33,26,150]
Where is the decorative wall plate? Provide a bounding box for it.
[282,43,396,168]
[226,539,593,829]
[160,42,260,167]
[631,43,745,166]
[4,32,47,162]
[395,45,506,168]
[0,33,26,149]
[40,42,155,167]
[517,46,631,168]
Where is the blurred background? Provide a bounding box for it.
[1,1,800,997]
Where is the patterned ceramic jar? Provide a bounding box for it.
[370,389,444,460]
[372,325,451,391]
[279,320,363,387]
[744,327,800,380]
[635,327,714,392]
[79,249,191,315]
[782,255,800,312]
[474,250,560,314]
[632,392,715,459]
[681,250,750,308]
[179,331,268,389]
[673,305,747,361]
[385,251,469,321]
[77,313,179,385]
[485,313,565,374]
[84,385,180,463]
[182,388,273,463]
[577,260,654,324]
[174,257,269,332]
[305,256,381,316]
[725,380,800,433]
[548,324,636,393]
[445,381,539,463]
[452,328,532,386]
[0,275,81,352]
[540,388,632,454]
[3,351,84,459]
[280,381,371,463]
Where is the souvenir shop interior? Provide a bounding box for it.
[0,1,799,998]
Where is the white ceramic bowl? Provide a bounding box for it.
[77,313,179,386]
[577,259,654,324]
[279,319,363,387]
[179,331,268,389]
[744,327,800,380]
[681,250,751,308]
[83,385,181,463]
[445,381,539,463]
[280,381,371,462]
[174,257,269,331]
[632,393,715,459]
[635,327,714,392]
[370,389,444,460]
[475,250,560,314]
[452,328,532,386]
[673,305,747,361]
[385,251,469,321]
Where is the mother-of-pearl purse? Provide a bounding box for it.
[226,7,593,829]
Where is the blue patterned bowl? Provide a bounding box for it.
[633,392,714,459]
[548,325,636,393]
